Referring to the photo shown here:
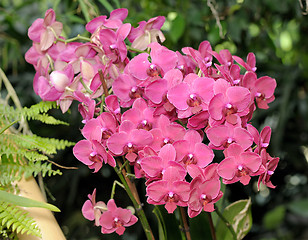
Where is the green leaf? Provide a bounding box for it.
[78,0,91,22]
[216,199,252,240]
[0,190,60,212]
[189,212,212,240]
[153,206,167,240]
[263,205,286,230]
[170,13,186,43]
[97,0,114,12]
[288,199,308,217]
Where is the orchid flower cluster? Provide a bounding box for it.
[26,8,279,238]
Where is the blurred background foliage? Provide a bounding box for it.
[1,0,308,239]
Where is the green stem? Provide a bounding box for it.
[215,206,237,240]
[126,45,148,54]
[56,34,91,44]
[79,78,93,95]
[110,180,125,199]
[114,160,154,240]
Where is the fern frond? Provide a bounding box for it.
[0,154,62,187]
[0,201,41,237]
[0,101,69,126]
[0,134,75,155]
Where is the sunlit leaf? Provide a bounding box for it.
[216,199,252,240]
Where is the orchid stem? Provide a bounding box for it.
[115,159,154,240]
[214,206,237,240]
[126,45,148,54]
[179,207,191,240]
[110,180,125,199]
[79,78,93,95]
[207,212,217,240]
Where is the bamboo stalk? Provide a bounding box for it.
[16,177,66,240]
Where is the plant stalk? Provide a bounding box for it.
[179,207,191,240]
[207,212,217,240]
[215,206,237,240]
[115,159,154,240]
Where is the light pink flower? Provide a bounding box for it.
[128,16,166,50]
[82,189,107,226]
[28,9,63,51]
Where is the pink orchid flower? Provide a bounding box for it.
[188,178,223,218]
[217,143,262,185]
[121,98,157,131]
[258,149,279,190]
[81,112,118,145]
[173,130,214,169]
[146,166,190,213]
[149,114,186,151]
[206,124,253,150]
[106,120,153,162]
[140,144,186,181]
[167,73,215,118]
[128,42,177,80]
[73,139,116,172]
[242,71,277,109]
[233,52,257,72]
[209,79,251,125]
[99,199,138,235]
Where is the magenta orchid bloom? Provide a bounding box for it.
[146,166,190,213]
[106,120,153,162]
[173,130,214,169]
[28,9,63,51]
[182,41,213,75]
[167,73,215,118]
[149,114,186,151]
[128,42,177,80]
[86,8,128,34]
[99,199,138,235]
[257,149,279,190]
[73,139,116,172]
[121,98,157,131]
[217,143,262,185]
[209,79,251,125]
[188,178,223,217]
[81,112,118,145]
[233,52,257,72]
[242,71,277,109]
[140,144,186,181]
[206,124,253,150]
